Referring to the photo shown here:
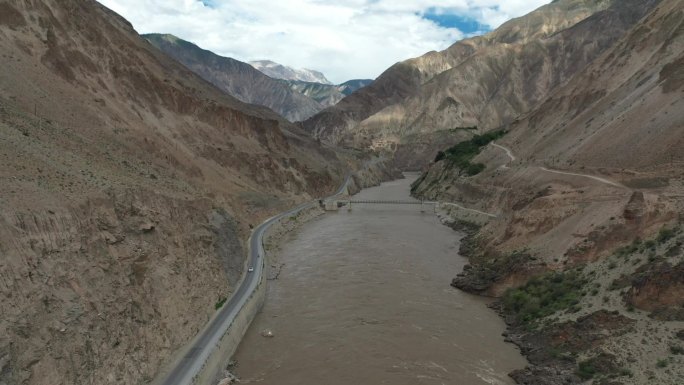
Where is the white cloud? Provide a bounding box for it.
[97,0,549,83]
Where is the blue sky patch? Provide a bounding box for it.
[422,8,489,34]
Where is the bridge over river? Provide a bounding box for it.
[323,198,498,219]
[329,199,438,212]
[348,199,435,205]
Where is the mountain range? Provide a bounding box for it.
[143,35,372,121]
[305,0,649,161]
[249,59,332,84]
[142,34,323,121]
[285,78,374,109]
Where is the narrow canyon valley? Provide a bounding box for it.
[1,0,683,384]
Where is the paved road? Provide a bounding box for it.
[158,175,351,385]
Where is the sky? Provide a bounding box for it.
[97,0,550,83]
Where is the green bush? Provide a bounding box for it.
[576,355,629,380]
[502,270,587,324]
[577,359,597,380]
[443,139,483,167]
[435,129,507,176]
[448,126,478,132]
[656,359,668,368]
[215,297,227,310]
[657,227,676,244]
[619,368,633,377]
[465,163,486,176]
[670,345,684,355]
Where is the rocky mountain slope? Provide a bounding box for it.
[249,59,331,84]
[285,78,373,108]
[411,0,684,382]
[0,1,347,384]
[143,34,324,122]
[337,79,374,96]
[303,0,657,169]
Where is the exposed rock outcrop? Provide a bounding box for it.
[626,262,684,320]
[505,310,636,385]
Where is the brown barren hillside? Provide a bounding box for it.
[413,0,684,305]
[412,0,684,383]
[0,1,345,384]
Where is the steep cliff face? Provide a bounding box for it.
[143,34,324,122]
[302,0,620,158]
[0,1,344,384]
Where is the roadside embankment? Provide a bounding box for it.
[193,270,268,385]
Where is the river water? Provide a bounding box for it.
[233,174,526,384]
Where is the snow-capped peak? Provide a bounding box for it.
[249,60,332,84]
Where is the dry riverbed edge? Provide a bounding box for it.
[437,207,684,385]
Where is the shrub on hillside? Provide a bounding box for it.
[657,227,676,244]
[434,129,507,176]
[502,270,588,324]
[466,163,486,176]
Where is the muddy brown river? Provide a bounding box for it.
[233,174,526,384]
